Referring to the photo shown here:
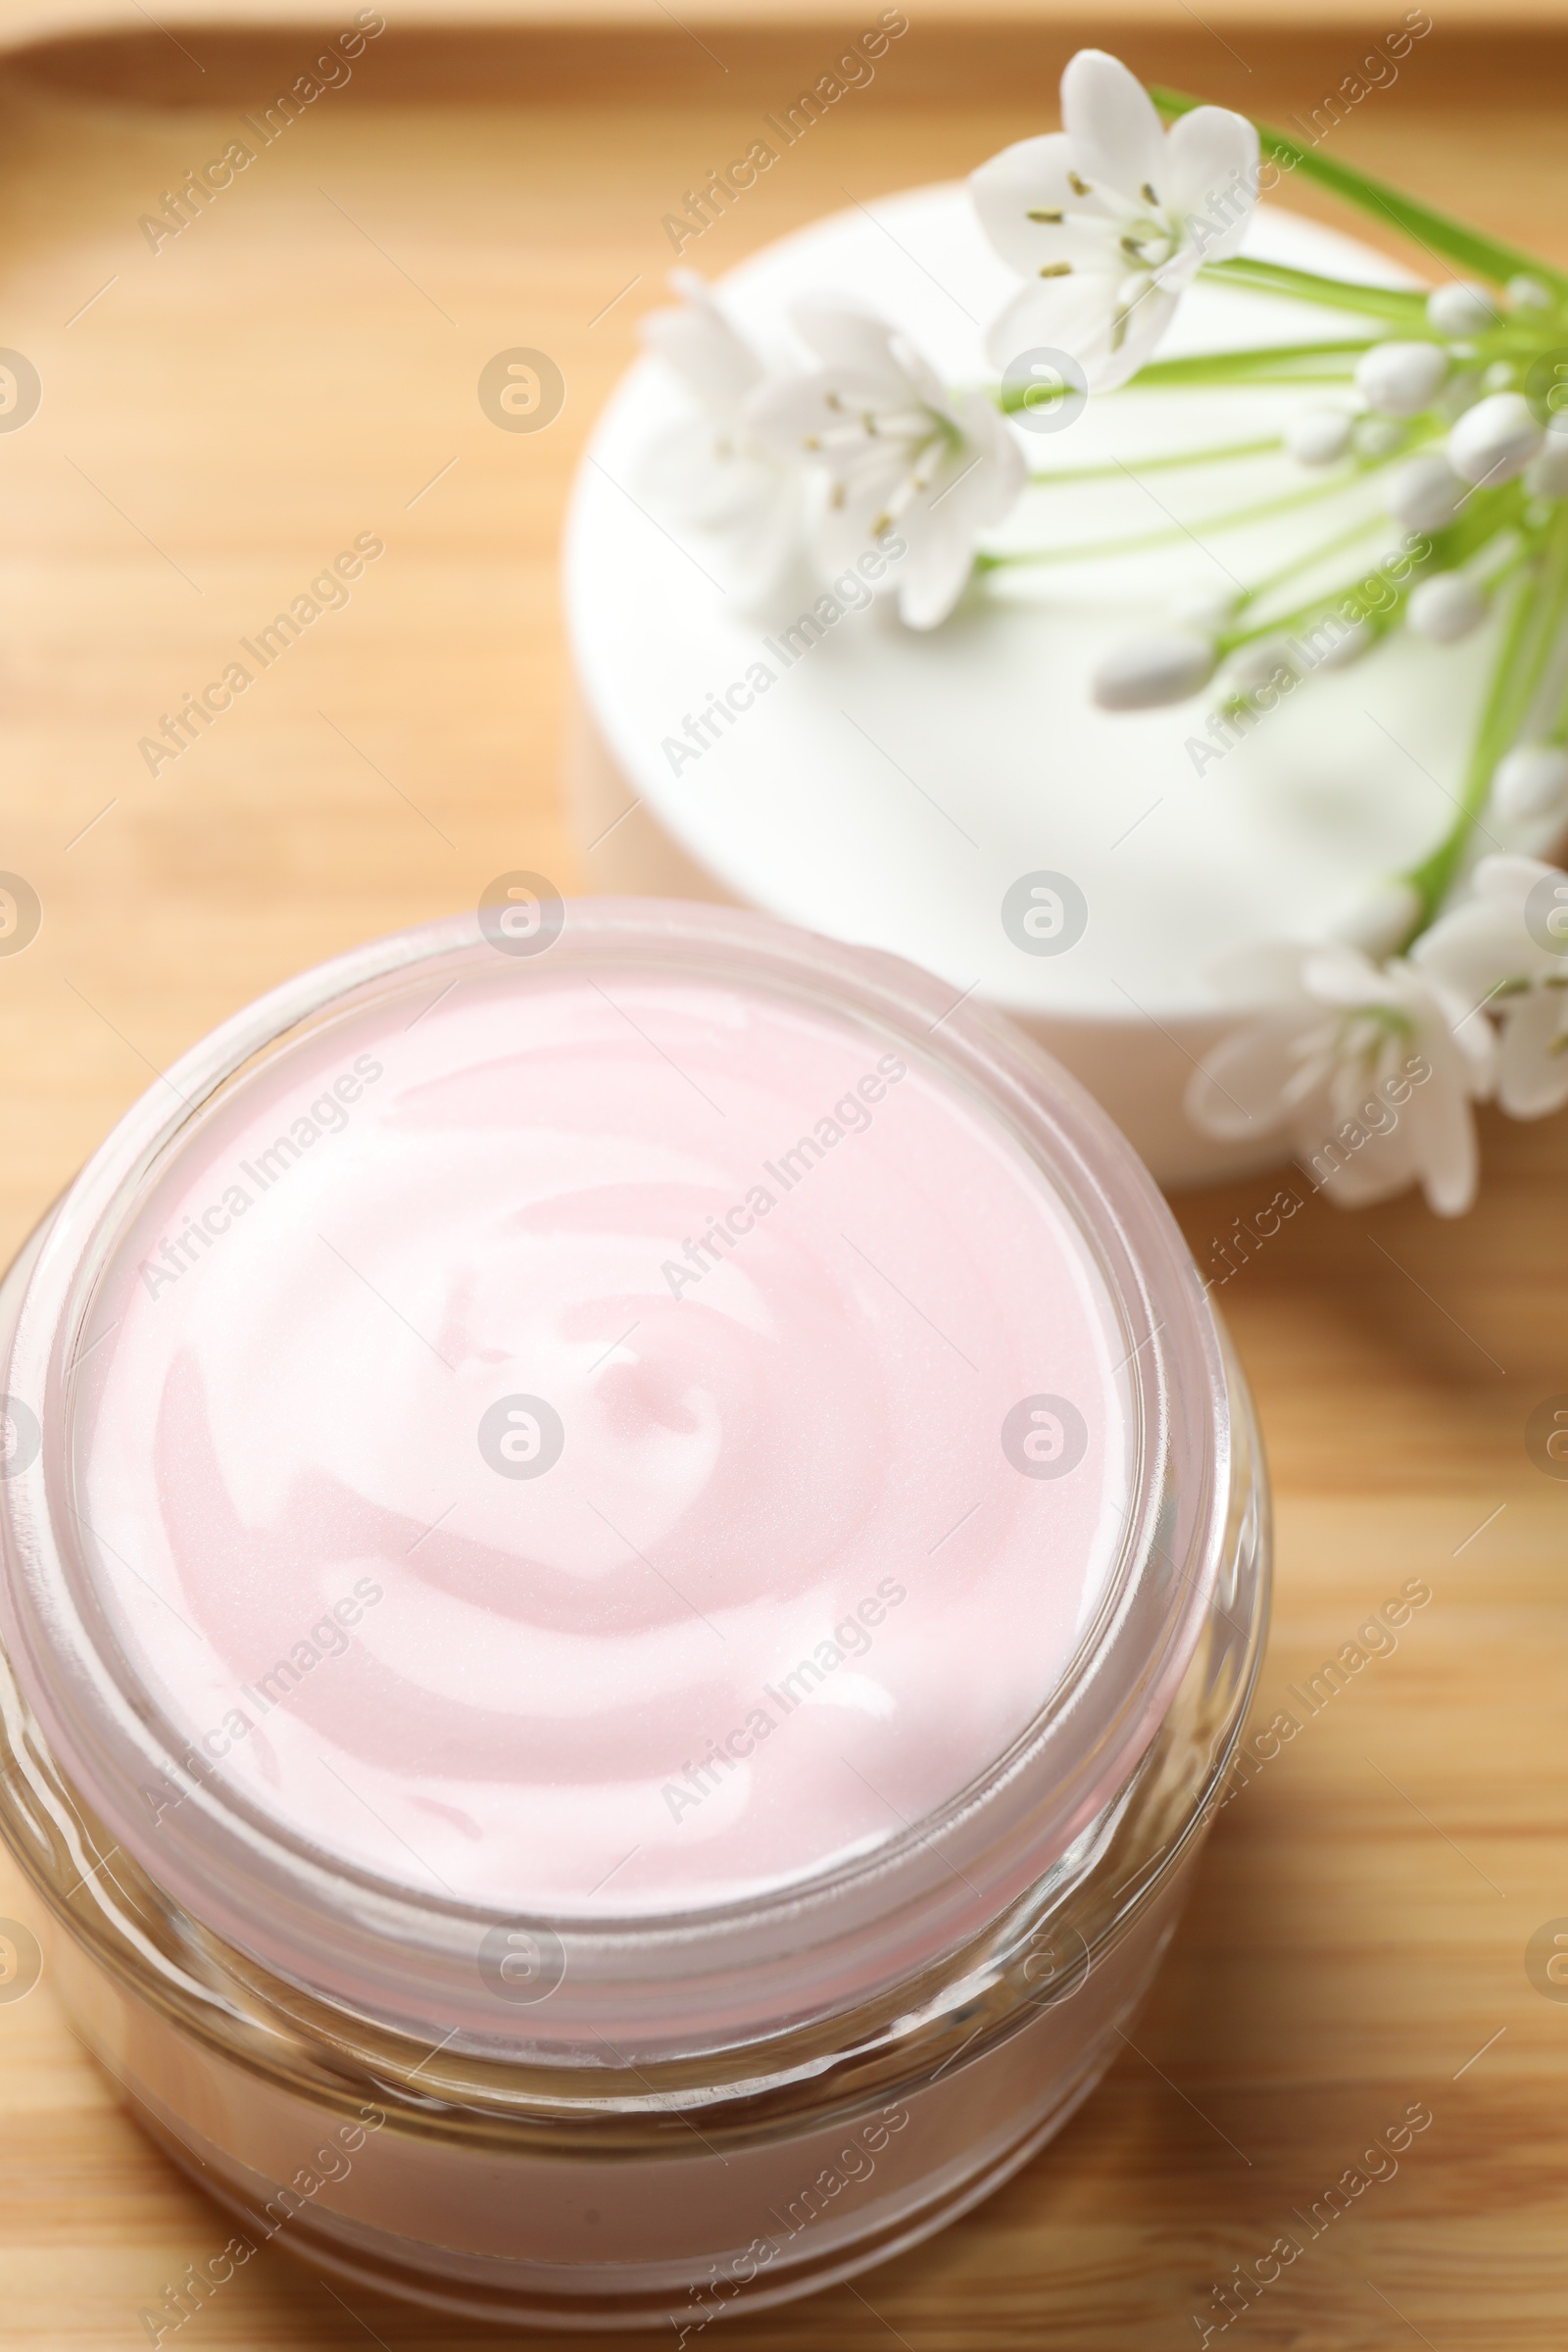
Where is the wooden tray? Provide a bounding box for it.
[0,13,1565,2347]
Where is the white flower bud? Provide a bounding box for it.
[1169,585,1238,633]
[1313,618,1375,670]
[1494,743,1568,824]
[1406,571,1488,642]
[1092,631,1216,711]
[1353,416,1407,460]
[1481,361,1516,394]
[1507,275,1552,313]
[1227,637,1298,696]
[1354,340,1448,416]
[1384,453,1464,534]
[1285,407,1353,467]
[1447,391,1545,486]
[1329,879,1421,957]
[1525,434,1568,499]
[1426,282,1497,338]
[1436,368,1484,422]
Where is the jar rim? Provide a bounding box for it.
[0,899,1230,2055]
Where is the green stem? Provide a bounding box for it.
[1547,665,1568,750]
[1420,480,1530,574]
[1476,537,1534,595]
[1200,257,1429,325]
[1124,339,1374,390]
[1219,556,1414,656]
[979,466,1388,574]
[1223,483,1519,652]
[1150,83,1568,297]
[1234,509,1393,612]
[1025,434,1282,486]
[993,348,1364,410]
[1217,488,1527,653]
[1218,481,1529,648]
[1402,510,1568,929]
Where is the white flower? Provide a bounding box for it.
[1187,942,1494,1215]
[1406,571,1488,642]
[746,301,1024,629]
[639,271,800,597]
[969,50,1257,392]
[1354,341,1447,416]
[1415,856,1568,1116]
[1447,390,1544,487]
[1493,743,1568,824]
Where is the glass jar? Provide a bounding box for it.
[0,898,1267,2329]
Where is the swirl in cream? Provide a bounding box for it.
[74,966,1130,1913]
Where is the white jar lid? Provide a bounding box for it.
[564,193,1494,1180]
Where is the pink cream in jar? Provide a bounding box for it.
[0,899,1267,2328]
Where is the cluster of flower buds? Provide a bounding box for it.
[1093,268,1568,832]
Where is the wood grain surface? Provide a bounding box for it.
[1,0,1568,80]
[0,17,1564,2349]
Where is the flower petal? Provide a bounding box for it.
[1496,989,1568,1117]
[1163,106,1259,259]
[1396,1044,1481,1213]
[1060,48,1166,199]
[886,329,951,416]
[745,366,915,466]
[1302,1121,1418,1207]
[639,420,799,598]
[982,275,1177,391]
[947,392,1027,517]
[1473,852,1558,908]
[743,370,841,460]
[1096,279,1182,389]
[1411,899,1528,1002]
[642,278,764,409]
[1185,1010,1313,1140]
[1462,856,1568,979]
[895,513,982,629]
[788,300,909,391]
[969,133,1122,277]
[1298,943,1390,1005]
[893,445,1024,629]
[644,417,771,526]
[1416,971,1498,1096]
[811,474,906,569]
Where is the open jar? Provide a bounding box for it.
[0,897,1266,2329]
